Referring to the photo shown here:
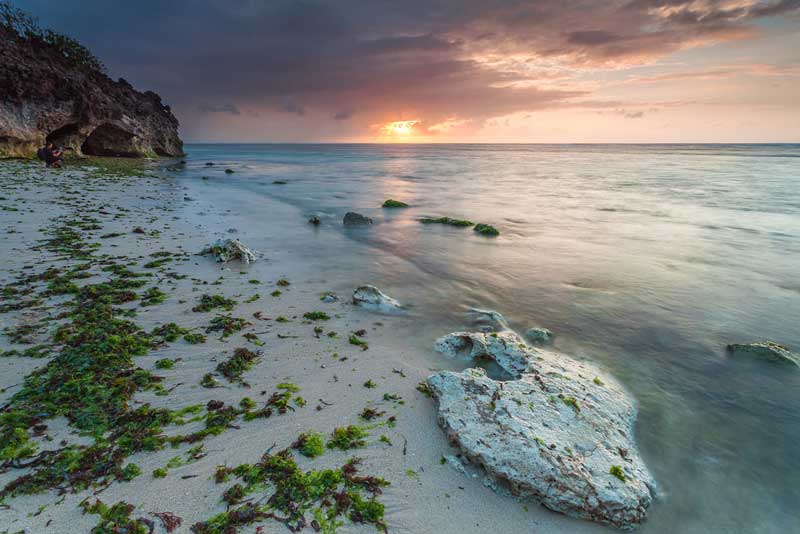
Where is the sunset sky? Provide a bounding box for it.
[18,0,800,142]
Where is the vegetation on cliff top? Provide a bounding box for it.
[1,1,104,72]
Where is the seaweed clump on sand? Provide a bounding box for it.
[206,314,251,339]
[193,294,237,313]
[419,216,474,227]
[81,499,151,534]
[327,425,369,450]
[0,219,175,500]
[194,447,388,534]
[216,347,261,384]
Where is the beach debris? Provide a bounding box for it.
[473,223,500,236]
[201,239,257,263]
[343,212,373,225]
[525,327,553,345]
[427,314,655,529]
[382,199,409,208]
[726,341,799,366]
[352,285,402,313]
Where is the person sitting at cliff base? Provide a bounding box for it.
[37,142,64,168]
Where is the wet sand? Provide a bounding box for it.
[0,160,606,533]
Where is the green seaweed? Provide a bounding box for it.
[327,425,369,450]
[303,311,330,321]
[420,216,474,227]
[184,332,207,344]
[216,348,261,384]
[193,448,387,534]
[292,431,326,458]
[610,465,626,482]
[81,499,150,534]
[206,314,251,339]
[140,286,167,306]
[193,294,236,313]
[473,223,500,236]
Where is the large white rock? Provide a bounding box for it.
[435,331,534,378]
[352,285,402,313]
[428,321,655,529]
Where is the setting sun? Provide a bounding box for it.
[380,120,420,137]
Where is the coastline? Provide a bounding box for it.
[0,160,607,534]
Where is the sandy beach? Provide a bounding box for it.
[0,159,609,534]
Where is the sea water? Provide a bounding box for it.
[175,143,800,534]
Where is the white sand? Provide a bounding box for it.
[0,161,606,533]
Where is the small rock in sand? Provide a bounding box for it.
[525,327,553,344]
[727,341,799,366]
[343,212,373,225]
[201,239,257,264]
[321,292,338,303]
[352,285,402,312]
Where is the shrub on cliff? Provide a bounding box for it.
[0,2,104,73]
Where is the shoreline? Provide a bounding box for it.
[0,160,607,533]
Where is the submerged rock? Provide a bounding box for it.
[308,216,321,226]
[201,239,257,264]
[382,199,409,208]
[352,285,402,313]
[428,318,655,529]
[473,223,500,236]
[525,327,554,345]
[726,341,799,366]
[343,212,373,225]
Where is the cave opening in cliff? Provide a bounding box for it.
[81,123,139,157]
[46,123,81,149]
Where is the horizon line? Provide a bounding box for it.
[182,141,800,146]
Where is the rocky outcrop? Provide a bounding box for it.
[352,285,402,313]
[727,341,799,367]
[428,313,655,529]
[0,22,183,158]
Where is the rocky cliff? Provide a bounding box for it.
[0,12,183,158]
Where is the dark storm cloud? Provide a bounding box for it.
[279,97,306,116]
[14,0,800,135]
[333,110,355,121]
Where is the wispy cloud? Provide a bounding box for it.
[197,103,240,115]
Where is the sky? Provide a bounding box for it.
[15,0,800,143]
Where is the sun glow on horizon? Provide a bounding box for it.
[379,120,420,137]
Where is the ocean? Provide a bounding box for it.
[174,143,800,533]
